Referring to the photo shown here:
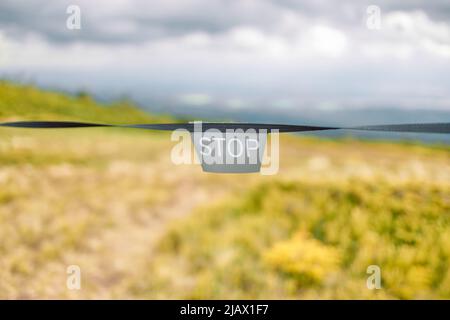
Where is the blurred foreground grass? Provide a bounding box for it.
[0,82,449,299]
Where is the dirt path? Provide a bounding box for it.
[78,177,219,299]
[19,163,227,299]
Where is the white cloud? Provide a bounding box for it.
[181,32,212,48]
[178,93,212,106]
[305,25,348,58]
[1,34,118,69]
[271,99,296,110]
[0,32,9,66]
[360,42,415,60]
[383,10,450,58]
[225,98,248,109]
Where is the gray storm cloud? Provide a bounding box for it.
[0,0,449,114]
[1,0,449,44]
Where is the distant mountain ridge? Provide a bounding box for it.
[140,99,450,144]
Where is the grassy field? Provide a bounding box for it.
[0,82,449,299]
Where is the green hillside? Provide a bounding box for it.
[0,81,169,123]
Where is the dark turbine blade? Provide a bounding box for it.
[0,121,449,134]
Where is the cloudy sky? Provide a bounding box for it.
[0,0,449,116]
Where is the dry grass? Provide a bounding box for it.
[0,127,448,299]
